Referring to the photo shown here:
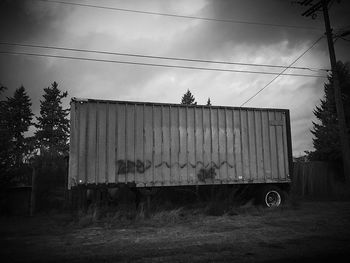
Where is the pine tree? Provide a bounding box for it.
[0,85,11,170]
[309,61,350,162]
[5,86,33,167]
[181,89,197,105]
[206,98,212,106]
[35,82,69,156]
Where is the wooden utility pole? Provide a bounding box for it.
[297,0,350,180]
[321,0,350,180]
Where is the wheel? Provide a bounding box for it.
[259,185,283,208]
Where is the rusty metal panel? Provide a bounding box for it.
[261,110,271,180]
[68,98,292,188]
[241,110,250,180]
[116,104,125,183]
[178,107,187,183]
[233,110,242,180]
[170,106,180,184]
[68,101,77,188]
[275,112,285,180]
[144,105,153,184]
[153,106,162,184]
[97,102,107,184]
[107,103,116,183]
[187,107,196,183]
[282,112,290,180]
[218,109,226,181]
[195,108,204,183]
[135,104,144,185]
[254,110,264,181]
[125,104,135,183]
[226,109,235,181]
[162,106,171,184]
[87,103,97,184]
[249,110,258,181]
[269,111,278,180]
[210,108,219,183]
[203,108,211,182]
[77,102,88,184]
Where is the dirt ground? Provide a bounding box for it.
[1,201,350,262]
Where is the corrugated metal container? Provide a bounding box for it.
[68,98,292,188]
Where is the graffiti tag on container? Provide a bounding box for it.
[116,160,232,180]
[197,167,216,182]
[116,160,152,174]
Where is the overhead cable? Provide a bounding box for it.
[240,35,325,106]
[0,50,327,78]
[0,42,330,72]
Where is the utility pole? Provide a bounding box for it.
[296,0,350,180]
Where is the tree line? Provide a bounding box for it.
[180,89,211,106]
[0,82,69,186]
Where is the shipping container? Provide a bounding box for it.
[68,98,292,207]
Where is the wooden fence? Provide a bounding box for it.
[291,161,345,197]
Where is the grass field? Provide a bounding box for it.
[1,201,350,262]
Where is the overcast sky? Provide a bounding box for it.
[0,0,349,156]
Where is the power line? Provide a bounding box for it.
[0,50,327,78]
[34,0,323,31]
[0,42,330,72]
[240,35,324,106]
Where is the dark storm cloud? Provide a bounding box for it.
[173,0,350,59]
[0,0,71,43]
[201,0,323,45]
[0,0,37,41]
[0,0,74,105]
[163,0,329,64]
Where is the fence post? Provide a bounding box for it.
[64,156,69,209]
[301,163,305,196]
[30,164,37,216]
